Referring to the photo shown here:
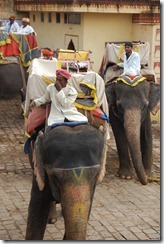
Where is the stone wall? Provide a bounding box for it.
[0,0,15,18]
[0,0,27,19]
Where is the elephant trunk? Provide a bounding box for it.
[52,166,100,240]
[124,109,148,185]
[61,182,90,240]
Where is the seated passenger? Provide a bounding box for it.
[113,42,141,77]
[6,15,19,33]
[29,69,88,128]
[17,18,37,35]
[40,48,55,60]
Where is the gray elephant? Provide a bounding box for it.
[0,56,28,98]
[25,124,104,240]
[105,79,160,185]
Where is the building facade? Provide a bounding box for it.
[1,0,160,81]
[11,0,160,81]
[0,0,160,123]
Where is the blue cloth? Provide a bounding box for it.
[101,113,110,123]
[51,121,89,128]
[24,137,31,154]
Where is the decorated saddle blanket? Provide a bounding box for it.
[25,105,50,136]
[25,105,109,136]
[68,71,109,116]
[117,75,146,87]
[0,33,39,67]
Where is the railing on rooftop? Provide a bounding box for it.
[13,0,160,7]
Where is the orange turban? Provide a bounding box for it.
[56,69,71,80]
[9,15,15,20]
[41,49,54,57]
[22,18,30,23]
[26,18,30,23]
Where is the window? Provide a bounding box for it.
[41,12,44,22]
[64,13,81,24]
[48,12,52,23]
[33,14,35,22]
[56,13,60,23]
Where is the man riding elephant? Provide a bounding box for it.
[113,41,141,78]
[29,69,88,132]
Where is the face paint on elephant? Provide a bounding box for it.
[25,124,104,240]
[105,80,160,185]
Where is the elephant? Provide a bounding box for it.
[105,79,160,185]
[0,56,28,98]
[25,123,104,240]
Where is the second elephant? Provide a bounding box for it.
[105,80,160,185]
[0,57,28,98]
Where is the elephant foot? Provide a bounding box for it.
[48,202,57,224]
[145,169,153,178]
[48,216,57,224]
[116,168,134,180]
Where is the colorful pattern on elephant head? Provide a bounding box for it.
[117,75,146,87]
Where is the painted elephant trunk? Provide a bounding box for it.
[62,183,90,240]
[50,165,100,240]
[124,109,148,185]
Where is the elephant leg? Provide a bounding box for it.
[110,109,133,179]
[28,140,35,171]
[48,201,58,224]
[141,114,153,176]
[25,175,52,240]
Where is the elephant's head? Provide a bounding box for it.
[105,80,160,185]
[106,80,160,120]
[32,124,104,240]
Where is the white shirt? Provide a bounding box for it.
[17,25,36,35]
[118,51,141,76]
[34,84,88,125]
[6,21,20,33]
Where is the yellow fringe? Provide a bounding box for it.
[25,131,31,138]
[42,75,54,85]
[117,77,146,87]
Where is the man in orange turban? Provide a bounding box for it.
[17,17,37,35]
[41,48,54,60]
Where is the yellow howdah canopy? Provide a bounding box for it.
[56,49,90,62]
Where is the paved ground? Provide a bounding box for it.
[0,96,160,241]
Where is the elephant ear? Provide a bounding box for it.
[105,81,116,109]
[33,133,45,191]
[149,82,160,115]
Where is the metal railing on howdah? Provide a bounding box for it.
[13,0,160,7]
